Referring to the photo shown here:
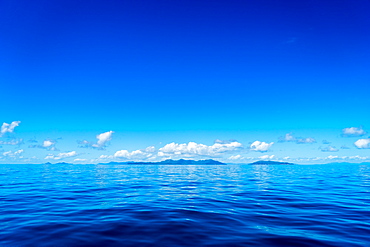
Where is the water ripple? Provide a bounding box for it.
[1,163,370,246]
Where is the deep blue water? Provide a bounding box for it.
[1,163,370,246]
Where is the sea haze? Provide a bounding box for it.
[1,162,369,246]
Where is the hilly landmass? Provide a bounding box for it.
[42,160,370,166]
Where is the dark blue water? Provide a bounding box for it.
[1,163,370,246]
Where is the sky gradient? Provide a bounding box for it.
[1,0,370,163]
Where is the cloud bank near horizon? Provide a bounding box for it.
[1,121,370,163]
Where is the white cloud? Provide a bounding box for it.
[0,121,21,137]
[74,158,88,162]
[228,154,243,160]
[103,146,157,161]
[273,155,370,163]
[320,146,339,152]
[114,150,149,159]
[259,154,275,160]
[2,149,24,157]
[354,138,370,149]
[326,155,339,160]
[158,141,242,157]
[347,155,368,160]
[93,131,114,148]
[45,151,77,160]
[43,140,55,147]
[115,150,138,158]
[342,127,366,137]
[0,139,23,145]
[278,133,296,142]
[325,155,369,161]
[29,139,57,150]
[279,133,317,144]
[99,155,111,159]
[250,141,273,152]
[79,131,114,149]
[106,141,242,162]
[296,137,316,144]
[144,146,156,153]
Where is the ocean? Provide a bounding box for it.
[1,163,369,246]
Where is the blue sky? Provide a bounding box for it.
[1,0,370,163]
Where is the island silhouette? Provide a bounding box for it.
[46,159,294,165]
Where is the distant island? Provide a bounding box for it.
[102,159,292,165]
[43,159,295,165]
[37,160,370,166]
[102,159,226,165]
[250,161,293,165]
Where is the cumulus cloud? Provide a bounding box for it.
[2,149,24,157]
[250,141,273,152]
[158,141,242,158]
[228,155,259,162]
[0,121,21,137]
[278,133,317,144]
[93,131,113,148]
[228,154,243,160]
[114,149,152,160]
[259,154,275,160]
[45,151,77,160]
[354,138,370,149]
[79,131,114,149]
[29,139,58,151]
[342,127,366,137]
[296,137,316,144]
[325,155,339,160]
[99,146,157,161]
[340,145,350,149]
[278,133,296,142]
[144,146,156,153]
[74,158,88,162]
[99,141,243,161]
[43,140,54,147]
[320,146,339,152]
